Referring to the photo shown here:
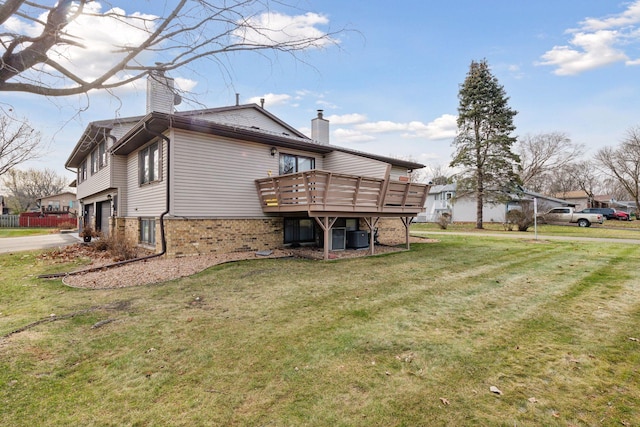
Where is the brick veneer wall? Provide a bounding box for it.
[116,215,411,257]
[373,217,408,245]
[163,217,283,257]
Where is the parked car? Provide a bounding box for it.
[612,210,631,221]
[538,207,603,227]
[578,207,616,220]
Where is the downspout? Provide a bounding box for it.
[38,123,171,279]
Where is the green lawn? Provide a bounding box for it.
[1,235,639,426]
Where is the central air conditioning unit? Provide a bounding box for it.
[347,230,369,249]
[330,227,346,251]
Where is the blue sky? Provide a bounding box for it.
[4,0,640,182]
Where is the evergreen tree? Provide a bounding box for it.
[450,59,520,229]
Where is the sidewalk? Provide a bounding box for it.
[412,230,640,245]
[0,233,82,254]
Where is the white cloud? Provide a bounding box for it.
[48,4,159,82]
[355,120,406,133]
[326,113,367,125]
[413,114,458,139]
[247,93,292,106]
[353,114,457,140]
[0,3,161,85]
[174,78,198,93]
[232,12,337,48]
[538,30,628,75]
[333,128,375,143]
[579,1,640,31]
[538,1,640,75]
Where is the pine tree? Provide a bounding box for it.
[450,59,520,229]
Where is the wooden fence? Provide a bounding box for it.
[0,214,77,228]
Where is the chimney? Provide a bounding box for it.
[146,69,181,114]
[311,110,329,145]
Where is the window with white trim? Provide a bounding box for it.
[99,141,107,168]
[79,160,87,183]
[139,141,160,185]
[91,150,98,175]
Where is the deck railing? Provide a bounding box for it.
[255,170,429,215]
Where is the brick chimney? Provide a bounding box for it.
[146,69,181,114]
[311,110,329,145]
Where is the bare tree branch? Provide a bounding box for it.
[516,132,585,193]
[0,114,42,177]
[0,1,344,96]
[595,126,640,213]
[2,167,66,212]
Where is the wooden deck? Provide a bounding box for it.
[255,170,429,217]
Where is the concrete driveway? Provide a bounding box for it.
[0,233,81,254]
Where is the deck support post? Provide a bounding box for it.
[401,216,413,250]
[363,216,379,256]
[313,216,338,260]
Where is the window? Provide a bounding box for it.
[91,150,98,174]
[279,153,315,175]
[79,160,87,183]
[140,218,156,245]
[98,141,107,168]
[284,218,315,243]
[139,142,160,184]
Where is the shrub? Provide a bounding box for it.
[506,208,534,232]
[437,212,451,230]
[91,232,139,261]
[57,221,77,230]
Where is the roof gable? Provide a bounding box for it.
[67,104,426,171]
[176,104,308,139]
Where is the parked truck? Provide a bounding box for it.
[537,207,603,227]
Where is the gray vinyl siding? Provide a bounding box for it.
[111,155,128,215]
[76,155,110,199]
[110,122,141,215]
[186,109,292,134]
[75,122,136,200]
[122,137,167,217]
[323,151,389,179]
[171,130,321,217]
[390,166,410,180]
[110,122,138,140]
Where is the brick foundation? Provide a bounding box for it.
[163,217,283,257]
[113,216,412,257]
[372,217,409,245]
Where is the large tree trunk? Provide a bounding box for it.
[476,169,484,229]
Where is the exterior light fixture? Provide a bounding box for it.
[270,147,277,156]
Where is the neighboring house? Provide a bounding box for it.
[553,190,611,212]
[0,195,8,215]
[611,200,637,214]
[65,71,429,259]
[37,191,78,216]
[419,183,572,223]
